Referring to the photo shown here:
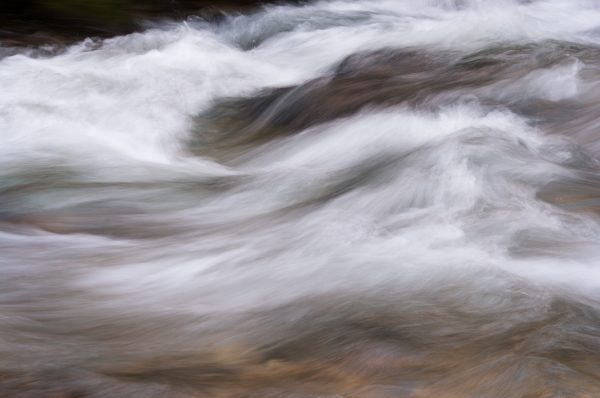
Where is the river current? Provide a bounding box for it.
[2,0,600,397]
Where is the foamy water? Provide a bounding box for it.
[2,0,600,396]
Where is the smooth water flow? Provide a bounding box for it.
[2,0,600,396]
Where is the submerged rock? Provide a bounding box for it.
[191,42,594,158]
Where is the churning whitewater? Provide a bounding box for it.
[2,0,600,396]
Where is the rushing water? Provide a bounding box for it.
[2,0,600,397]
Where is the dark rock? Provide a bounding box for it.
[0,0,308,46]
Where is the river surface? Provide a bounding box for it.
[2,0,600,397]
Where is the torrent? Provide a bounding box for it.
[1,0,600,397]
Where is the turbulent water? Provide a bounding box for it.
[2,0,600,396]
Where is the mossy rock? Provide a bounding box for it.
[37,0,132,32]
